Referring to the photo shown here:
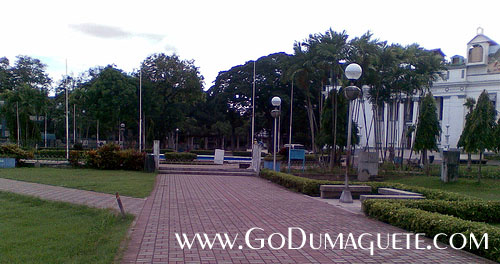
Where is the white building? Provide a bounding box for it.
[358,28,500,157]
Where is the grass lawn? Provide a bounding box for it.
[386,175,500,201]
[0,167,156,198]
[0,191,133,263]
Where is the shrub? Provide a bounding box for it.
[0,144,34,165]
[163,152,197,161]
[190,150,215,155]
[96,144,121,169]
[69,150,82,167]
[393,199,500,224]
[363,200,500,262]
[259,169,477,201]
[119,149,145,171]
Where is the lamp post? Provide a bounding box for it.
[271,96,281,171]
[175,128,179,152]
[340,63,362,203]
[120,123,125,149]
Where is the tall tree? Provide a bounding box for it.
[413,93,441,176]
[141,53,204,147]
[457,97,476,170]
[466,90,496,182]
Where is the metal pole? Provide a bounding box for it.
[139,68,142,152]
[97,120,99,147]
[44,112,47,148]
[16,102,20,147]
[65,60,69,159]
[73,104,76,144]
[277,104,281,151]
[273,116,277,171]
[251,61,256,147]
[340,100,353,203]
[288,75,294,172]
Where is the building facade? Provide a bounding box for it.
[358,28,500,156]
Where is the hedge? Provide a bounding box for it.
[363,200,500,262]
[85,144,145,171]
[190,150,215,155]
[163,152,197,161]
[0,144,34,164]
[259,169,476,201]
[144,148,174,154]
[395,200,500,224]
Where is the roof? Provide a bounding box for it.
[468,28,498,46]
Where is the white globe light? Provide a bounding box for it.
[345,63,362,80]
[271,96,281,107]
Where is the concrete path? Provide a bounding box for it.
[122,169,491,263]
[0,178,145,216]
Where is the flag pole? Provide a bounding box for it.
[251,60,256,151]
[65,59,69,160]
[139,68,142,152]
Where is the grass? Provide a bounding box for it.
[0,167,156,198]
[386,175,500,201]
[0,191,133,264]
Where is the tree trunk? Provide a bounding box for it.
[204,137,208,149]
[236,136,240,150]
[478,151,482,183]
[467,153,472,171]
[306,96,316,153]
[422,150,430,176]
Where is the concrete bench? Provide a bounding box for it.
[360,194,425,203]
[378,188,423,197]
[320,185,372,199]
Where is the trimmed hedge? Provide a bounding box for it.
[144,148,174,154]
[0,144,34,164]
[259,169,476,201]
[190,150,215,155]
[85,144,145,171]
[395,199,500,224]
[363,200,500,263]
[163,152,197,161]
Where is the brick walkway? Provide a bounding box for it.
[122,173,491,263]
[0,178,145,216]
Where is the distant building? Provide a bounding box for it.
[358,28,500,153]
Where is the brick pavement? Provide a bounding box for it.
[0,177,145,216]
[122,172,492,263]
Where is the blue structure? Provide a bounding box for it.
[289,149,305,172]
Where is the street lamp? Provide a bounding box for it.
[120,123,126,149]
[175,128,180,152]
[340,63,362,203]
[271,96,281,171]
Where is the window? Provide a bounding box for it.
[461,70,465,78]
[404,100,414,123]
[468,45,483,63]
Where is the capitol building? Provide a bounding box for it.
[358,28,500,158]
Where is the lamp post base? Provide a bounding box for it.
[339,189,353,203]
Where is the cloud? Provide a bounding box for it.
[69,23,165,42]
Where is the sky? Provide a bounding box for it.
[2,0,500,90]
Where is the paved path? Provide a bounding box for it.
[122,171,491,263]
[0,178,145,216]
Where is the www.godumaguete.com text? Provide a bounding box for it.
[175,227,488,256]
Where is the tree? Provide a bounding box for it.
[457,97,476,170]
[413,93,441,176]
[79,66,137,142]
[11,55,52,91]
[466,90,496,182]
[140,53,204,147]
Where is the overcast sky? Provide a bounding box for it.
[2,0,499,90]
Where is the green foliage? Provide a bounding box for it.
[85,144,144,171]
[467,90,497,154]
[458,97,476,150]
[259,169,475,201]
[363,200,500,262]
[119,149,146,171]
[0,144,34,163]
[414,93,441,153]
[395,199,500,223]
[68,150,82,167]
[163,152,197,161]
[189,149,215,155]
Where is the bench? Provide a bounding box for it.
[320,185,372,199]
[360,194,425,203]
[377,188,423,197]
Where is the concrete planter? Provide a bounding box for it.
[0,158,16,168]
